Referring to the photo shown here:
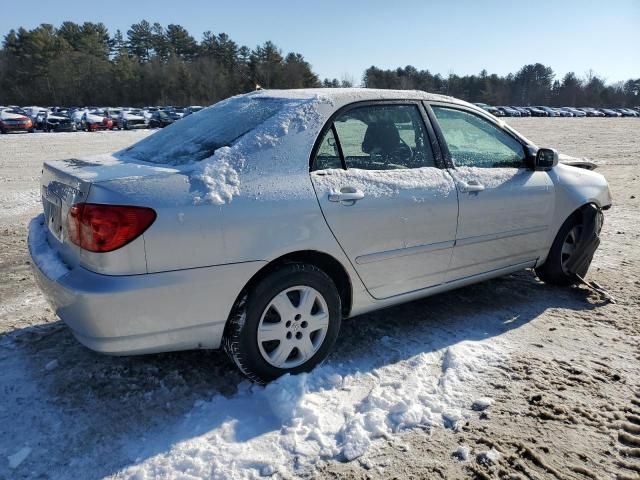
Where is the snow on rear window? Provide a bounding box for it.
[120,95,298,165]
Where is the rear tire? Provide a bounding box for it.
[224,263,341,383]
[535,213,590,286]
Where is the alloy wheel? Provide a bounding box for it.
[561,224,583,274]
[257,285,330,369]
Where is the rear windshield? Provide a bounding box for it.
[121,96,290,165]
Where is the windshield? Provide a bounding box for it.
[121,95,294,165]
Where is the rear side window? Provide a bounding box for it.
[315,128,343,170]
[432,107,526,168]
[316,104,435,171]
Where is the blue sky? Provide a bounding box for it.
[2,0,639,84]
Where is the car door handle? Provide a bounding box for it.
[460,180,485,193]
[328,188,365,203]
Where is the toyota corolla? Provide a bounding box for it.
[29,89,612,382]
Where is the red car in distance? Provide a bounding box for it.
[82,109,114,131]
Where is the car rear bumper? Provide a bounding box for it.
[28,215,265,355]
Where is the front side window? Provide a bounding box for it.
[330,104,435,170]
[432,106,525,168]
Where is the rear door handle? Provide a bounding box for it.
[460,180,485,193]
[328,188,365,203]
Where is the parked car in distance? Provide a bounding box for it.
[497,106,521,117]
[534,106,560,117]
[173,108,185,118]
[579,108,605,117]
[28,89,613,383]
[22,106,48,127]
[164,108,184,121]
[560,107,586,117]
[105,108,123,129]
[44,112,76,132]
[511,107,531,116]
[119,109,148,130]
[148,110,174,128]
[82,109,114,131]
[472,102,502,116]
[0,107,34,133]
[183,105,204,117]
[141,107,159,122]
[524,106,548,117]
[599,108,622,117]
[615,108,638,117]
[70,108,88,128]
[556,108,574,117]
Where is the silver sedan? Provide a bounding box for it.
[29,89,612,382]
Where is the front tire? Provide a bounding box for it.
[535,213,590,286]
[224,263,341,383]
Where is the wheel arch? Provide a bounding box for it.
[228,250,353,327]
[548,201,602,252]
[564,201,602,228]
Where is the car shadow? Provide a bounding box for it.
[3,269,604,479]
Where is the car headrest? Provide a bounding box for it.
[362,121,401,156]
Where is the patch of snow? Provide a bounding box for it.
[471,397,494,411]
[193,147,243,205]
[476,447,501,465]
[312,166,456,200]
[118,339,503,479]
[0,190,40,221]
[453,444,471,461]
[27,214,70,281]
[8,447,32,469]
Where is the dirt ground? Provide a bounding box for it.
[1,119,639,480]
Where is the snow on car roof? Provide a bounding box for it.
[249,87,456,107]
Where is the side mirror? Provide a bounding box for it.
[535,148,558,171]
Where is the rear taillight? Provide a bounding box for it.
[67,203,156,252]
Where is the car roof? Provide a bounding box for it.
[250,88,460,109]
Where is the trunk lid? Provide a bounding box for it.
[40,155,181,268]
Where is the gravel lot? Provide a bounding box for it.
[1,119,639,479]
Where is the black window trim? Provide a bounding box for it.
[330,123,347,170]
[424,101,536,170]
[309,99,447,172]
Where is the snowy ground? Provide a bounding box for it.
[0,120,639,479]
